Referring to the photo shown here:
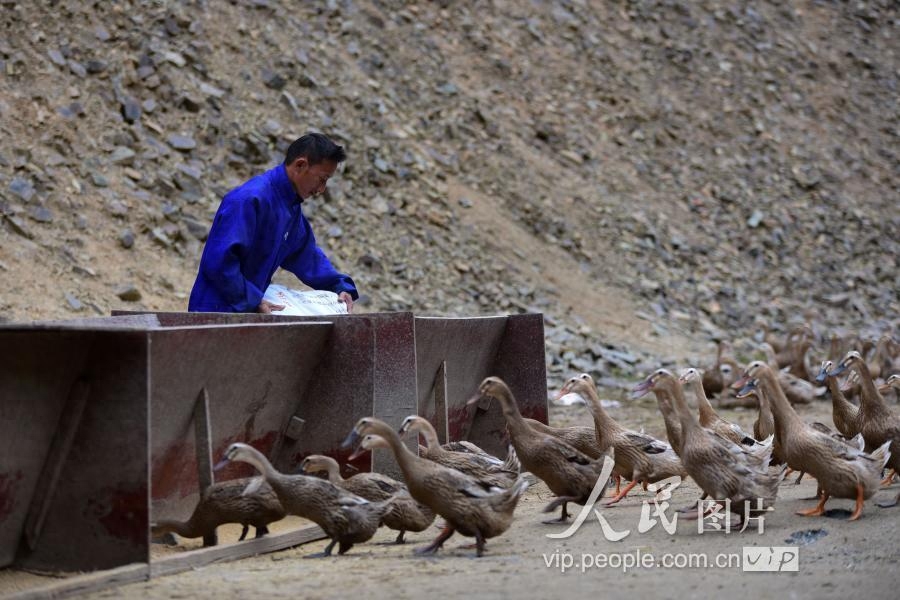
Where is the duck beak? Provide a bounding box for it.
[827,361,849,377]
[730,374,751,390]
[347,446,368,462]
[466,393,482,407]
[213,458,230,471]
[630,378,653,399]
[736,380,756,397]
[341,429,360,449]
[814,364,829,384]
[397,422,410,436]
[554,383,571,401]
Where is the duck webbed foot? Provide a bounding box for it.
[305,539,338,558]
[414,526,454,556]
[541,497,574,523]
[604,479,640,507]
[795,492,829,517]
[881,469,896,487]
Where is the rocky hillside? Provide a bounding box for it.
[0,0,897,387]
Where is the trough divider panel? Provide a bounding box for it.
[17,330,152,572]
[192,387,216,547]
[22,379,91,553]
[370,313,418,477]
[472,314,548,455]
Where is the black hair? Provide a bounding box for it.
[284,133,346,166]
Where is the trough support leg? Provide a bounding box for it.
[23,379,91,551]
[193,387,216,547]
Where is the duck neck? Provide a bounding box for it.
[824,375,852,412]
[153,518,201,538]
[651,387,683,451]
[241,447,278,483]
[493,386,532,439]
[666,379,700,436]
[369,423,419,480]
[853,363,889,415]
[755,392,774,430]
[413,420,443,453]
[687,378,717,425]
[319,458,343,482]
[756,370,802,440]
[576,382,622,438]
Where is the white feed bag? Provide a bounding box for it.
[262,284,348,316]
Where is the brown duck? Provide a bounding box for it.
[878,374,899,400]
[701,340,740,397]
[151,477,285,545]
[829,351,900,485]
[734,362,890,520]
[738,378,851,486]
[299,454,434,543]
[733,379,785,467]
[635,369,780,523]
[397,415,519,487]
[679,367,759,446]
[759,343,824,404]
[630,369,683,454]
[343,417,530,557]
[564,373,685,504]
[217,443,391,556]
[815,360,860,439]
[472,377,608,522]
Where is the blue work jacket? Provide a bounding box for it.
[188,164,358,312]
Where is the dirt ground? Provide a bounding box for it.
[8,393,886,600]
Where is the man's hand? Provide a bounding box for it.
[257,299,285,314]
[338,292,354,314]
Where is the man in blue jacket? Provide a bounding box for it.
[188,133,358,313]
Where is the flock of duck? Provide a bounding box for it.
[152,326,900,558]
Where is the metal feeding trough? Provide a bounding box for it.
[0,311,547,596]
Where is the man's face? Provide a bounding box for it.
[290,158,338,199]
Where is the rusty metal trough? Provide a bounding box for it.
[0,311,546,595]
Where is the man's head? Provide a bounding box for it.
[284,133,346,199]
